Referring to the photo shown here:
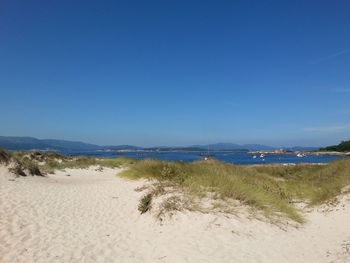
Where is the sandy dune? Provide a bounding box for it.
[0,165,349,263]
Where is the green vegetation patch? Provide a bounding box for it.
[0,149,43,176]
[138,193,153,214]
[120,158,350,222]
[2,150,137,176]
[320,140,350,152]
[0,148,12,164]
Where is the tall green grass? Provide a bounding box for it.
[253,159,350,205]
[119,158,350,222]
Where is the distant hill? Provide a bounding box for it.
[40,139,101,151]
[0,136,51,150]
[319,140,350,152]
[0,136,101,151]
[0,136,144,151]
[0,136,321,152]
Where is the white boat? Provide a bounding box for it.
[296,153,305,157]
[253,155,257,159]
[260,154,265,158]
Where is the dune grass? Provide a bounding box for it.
[138,193,153,214]
[39,155,137,173]
[0,149,12,164]
[2,150,137,175]
[253,159,350,205]
[119,158,350,222]
[3,149,350,222]
[0,149,43,176]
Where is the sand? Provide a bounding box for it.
[1,165,350,263]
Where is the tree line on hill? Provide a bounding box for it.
[319,140,350,152]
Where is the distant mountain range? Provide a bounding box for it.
[0,136,320,152]
[0,136,101,151]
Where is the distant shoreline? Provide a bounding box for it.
[248,150,350,156]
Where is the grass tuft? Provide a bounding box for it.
[156,196,184,220]
[138,193,153,214]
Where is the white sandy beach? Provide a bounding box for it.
[0,165,349,263]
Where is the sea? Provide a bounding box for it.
[59,151,346,165]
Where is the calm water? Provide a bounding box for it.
[59,151,345,165]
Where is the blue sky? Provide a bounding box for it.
[0,0,349,147]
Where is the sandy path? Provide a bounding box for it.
[0,166,349,263]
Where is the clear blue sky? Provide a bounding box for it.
[0,0,349,147]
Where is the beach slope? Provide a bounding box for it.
[0,165,349,263]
